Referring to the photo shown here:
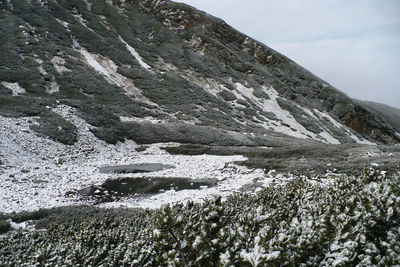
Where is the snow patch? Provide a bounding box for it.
[152,0,167,9]
[51,56,70,73]
[318,132,340,145]
[0,106,135,213]
[73,39,150,101]
[1,82,26,96]
[46,81,59,94]
[185,35,205,56]
[119,36,153,72]
[120,116,166,124]
[295,107,340,144]
[7,219,29,230]
[176,68,227,98]
[38,66,47,76]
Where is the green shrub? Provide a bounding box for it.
[0,221,11,234]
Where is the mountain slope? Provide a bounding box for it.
[2,2,400,264]
[1,0,399,146]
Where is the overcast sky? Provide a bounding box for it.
[177,0,400,108]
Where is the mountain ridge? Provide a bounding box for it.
[1,0,399,146]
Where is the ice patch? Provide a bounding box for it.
[1,82,26,96]
[119,36,153,72]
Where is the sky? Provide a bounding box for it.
[177,0,400,108]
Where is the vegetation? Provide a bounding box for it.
[1,169,399,266]
[163,143,400,177]
[0,220,11,234]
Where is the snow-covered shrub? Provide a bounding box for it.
[153,197,230,266]
[1,168,399,266]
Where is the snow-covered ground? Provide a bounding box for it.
[0,105,284,213]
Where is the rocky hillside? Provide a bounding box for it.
[1,0,400,214]
[1,0,400,146]
[2,1,400,265]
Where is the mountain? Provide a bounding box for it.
[2,1,400,265]
[1,0,400,147]
[1,0,400,213]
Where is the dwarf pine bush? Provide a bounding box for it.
[0,168,399,266]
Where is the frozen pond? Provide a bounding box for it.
[78,177,216,203]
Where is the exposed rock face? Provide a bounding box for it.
[341,106,400,144]
[0,0,399,145]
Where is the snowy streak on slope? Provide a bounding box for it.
[119,36,153,71]
[72,13,98,36]
[1,82,26,96]
[296,106,341,144]
[55,18,70,31]
[74,40,110,77]
[234,83,339,143]
[174,66,337,143]
[165,63,350,144]
[73,39,151,101]
[151,60,373,145]
[312,109,376,145]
